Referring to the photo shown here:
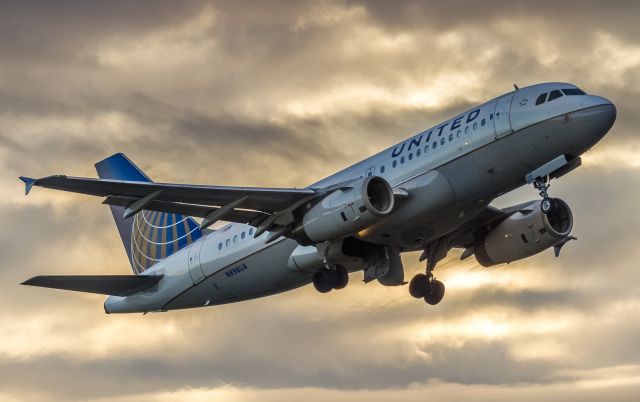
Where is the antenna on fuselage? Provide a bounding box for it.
[514,83,520,90]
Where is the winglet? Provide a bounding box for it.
[19,176,36,195]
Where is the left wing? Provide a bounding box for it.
[20,175,316,213]
[19,175,318,230]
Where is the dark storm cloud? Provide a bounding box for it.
[0,0,207,63]
[356,0,640,38]
[0,341,551,401]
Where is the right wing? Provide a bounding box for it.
[450,202,535,249]
[421,201,537,264]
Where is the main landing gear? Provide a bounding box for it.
[409,267,445,305]
[409,241,446,305]
[313,264,349,293]
[534,175,557,215]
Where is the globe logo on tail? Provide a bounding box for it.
[130,210,202,274]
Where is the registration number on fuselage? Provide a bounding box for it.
[225,263,248,278]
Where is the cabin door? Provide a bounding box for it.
[187,241,205,284]
[493,94,514,138]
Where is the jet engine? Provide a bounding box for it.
[474,198,573,267]
[292,176,395,244]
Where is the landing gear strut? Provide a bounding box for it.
[313,264,349,293]
[534,175,556,215]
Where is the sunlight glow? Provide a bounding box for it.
[409,309,579,346]
[582,144,640,170]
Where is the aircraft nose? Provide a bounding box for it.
[584,95,616,110]
[584,97,617,139]
[605,101,617,123]
[596,98,616,124]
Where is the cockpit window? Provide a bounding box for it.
[535,93,548,105]
[548,90,563,101]
[561,88,586,96]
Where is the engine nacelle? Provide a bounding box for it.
[292,176,395,244]
[475,199,573,267]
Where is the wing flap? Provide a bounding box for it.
[102,196,269,224]
[21,275,163,296]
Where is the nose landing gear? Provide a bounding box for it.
[534,175,556,215]
[527,156,580,215]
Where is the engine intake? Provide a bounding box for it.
[475,198,573,267]
[293,176,395,244]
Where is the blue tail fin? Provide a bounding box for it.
[95,153,202,274]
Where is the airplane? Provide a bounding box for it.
[19,82,616,313]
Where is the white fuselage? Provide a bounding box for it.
[104,82,616,313]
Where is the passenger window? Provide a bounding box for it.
[392,160,397,168]
[465,126,469,134]
[226,239,230,246]
[408,152,413,160]
[400,156,405,164]
[249,228,254,235]
[440,138,445,145]
[481,119,486,127]
[489,113,493,120]
[416,149,421,157]
[233,235,238,243]
[448,134,453,141]
[433,142,437,150]
[241,232,245,239]
[457,130,461,137]
[424,145,429,153]
[535,93,547,105]
[548,90,563,101]
[562,88,586,95]
[473,122,478,130]
[218,242,222,250]
[380,165,386,173]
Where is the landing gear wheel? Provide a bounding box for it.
[534,176,555,215]
[424,280,445,305]
[409,274,429,298]
[333,265,349,290]
[541,197,555,214]
[313,269,335,293]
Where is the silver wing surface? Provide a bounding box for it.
[20,175,317,228]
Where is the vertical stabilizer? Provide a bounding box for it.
[95,153,202,274]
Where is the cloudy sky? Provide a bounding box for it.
[1,1,639,401]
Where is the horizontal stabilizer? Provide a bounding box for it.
[21,275,163,296]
